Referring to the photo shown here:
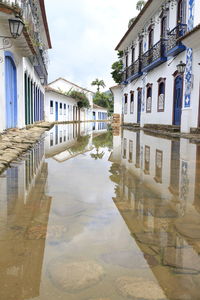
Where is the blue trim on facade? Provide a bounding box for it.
[166,44,186,57]
[129,72,143,82]
[141,57,167,73]
[184,0,195,107]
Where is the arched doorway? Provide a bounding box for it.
[5,52,17,128]
[173,74,183,125]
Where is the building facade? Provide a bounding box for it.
[93,104,108,120]
[46,78,109,122]
[0,0,51,131]
[115,0,200,133]
[45,87,79,122]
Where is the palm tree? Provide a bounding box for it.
[136,0,146,11]
[91,79,106,92]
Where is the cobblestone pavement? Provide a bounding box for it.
[0,122,53,174]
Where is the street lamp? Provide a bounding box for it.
[176,61,186,75]
[40,76,45,85]
[9,15,24,39]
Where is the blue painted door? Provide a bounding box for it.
[137,89,142,123]
[173,76,183,125]
[5,55,17,128]
[55,101,58,121]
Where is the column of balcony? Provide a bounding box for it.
[166,23,187,57]
[122,58,143,84]
[141,38,167,73]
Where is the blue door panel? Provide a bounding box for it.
[174,76,183,125]
[55,102,58,121]
[5,54,17,128]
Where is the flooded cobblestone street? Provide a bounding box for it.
[1,123,200,300]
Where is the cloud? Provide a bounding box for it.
[45,0,137,90]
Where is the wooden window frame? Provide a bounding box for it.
[124,93,128,115]
[50,100,54,114]
[177,0,186,25]
[148,25,154,50]
[131,47,135,64]
[130,91,134,114]
[157,77,166,112]
[146,83,153,113]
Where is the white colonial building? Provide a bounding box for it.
[45,77,109,123]
[0,0,51,131]
[92,104,108,120]
[114,0,200,133]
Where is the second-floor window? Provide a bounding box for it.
[139,39,143,57]
[161,16,167,38]
[148,25,154,50]
[177,0,186,25]
[60,103,62,115]
[131,47,135,64]
[130,91,134,114]
[125,54,129,68]
[124,94,128,114]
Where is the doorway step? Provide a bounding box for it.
[190,128,200,134]
[143,124,180,133]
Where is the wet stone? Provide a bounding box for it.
[162,247,200,273]
[87,298,111,300]
[115,276,166,299]
[48,259,105,292]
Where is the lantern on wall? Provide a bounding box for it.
[9,15,24,39]
[176,61,186,75]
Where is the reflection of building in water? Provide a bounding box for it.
[45,124,94,162]
[45,123,110,163]
[109,129,200,300]
[92,122,108,133]
[0,141,51,300]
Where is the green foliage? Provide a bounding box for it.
[128,17,136,28]
[91,79,106,92]
[69,135,90,154]
[93,91,114,116]
[111,51,123,84]
[69,90,90,109]
[136,0,146,11]
[92,131,113,150]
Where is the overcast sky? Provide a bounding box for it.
[45,0,137,91]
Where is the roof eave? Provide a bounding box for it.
[115,0,153,51]
[39,0,52,49]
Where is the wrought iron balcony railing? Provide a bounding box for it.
[1,0,45,55]
[123,58,142,82]
[141,38,167,71]
[166,23,187,54]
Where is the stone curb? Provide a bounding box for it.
[0,122,53,175]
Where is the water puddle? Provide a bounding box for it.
[0,123,200,299]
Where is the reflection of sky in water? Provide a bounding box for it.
[3,124,200,300]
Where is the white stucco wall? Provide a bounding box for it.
[45,91,78,122]
[118,0,200,132]
[93,107,108,120]
[110,86,123,115]
[49,78,94,107]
